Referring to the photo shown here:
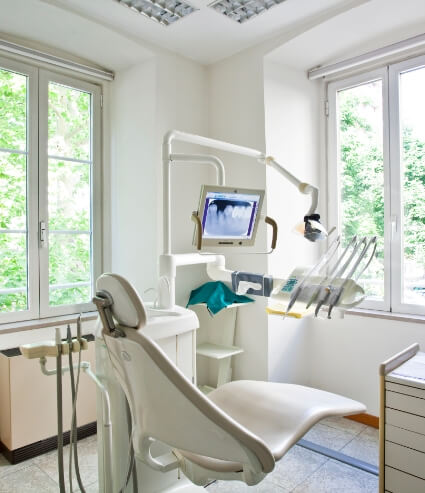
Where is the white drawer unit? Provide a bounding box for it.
[379,345,425,493]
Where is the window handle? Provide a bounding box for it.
[39,221,47,248]
[391,215,398,240]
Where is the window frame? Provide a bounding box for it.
[0,57,102,324]
[327,55,425,315]
[388,54,425,316]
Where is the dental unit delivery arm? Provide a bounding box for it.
[160,130,322,308]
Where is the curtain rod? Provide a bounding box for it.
[308,32,425,80]
[0,38,115,81]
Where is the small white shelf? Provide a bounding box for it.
[198,384,216,395]
[196,342,244,360]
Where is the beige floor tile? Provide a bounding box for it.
[293,459,378,493]
[340,428,379,466]
[302,423,357,451]
[357,426,379,442]
[84,481,99,492]
[0,464,58,493]
[33,435,98,488]
[320,416,367,435]
[0,454,33,480]
[268,445,328,490]
[207,479,288,492]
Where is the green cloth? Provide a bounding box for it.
[187,281,253,315]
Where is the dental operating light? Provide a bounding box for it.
[209,0,288,24]
[115,0,197,25]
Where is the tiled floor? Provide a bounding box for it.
[0,417,378,492]
[207,417,379,492]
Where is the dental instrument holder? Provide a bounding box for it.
[191,211,278,253]
[19,325,114,493]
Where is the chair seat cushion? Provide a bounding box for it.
[178,380,365,472]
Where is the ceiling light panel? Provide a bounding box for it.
[209,0,287,23]
[115,0,197,26]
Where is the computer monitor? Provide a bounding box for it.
[196,185,265,247]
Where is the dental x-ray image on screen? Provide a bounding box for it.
[197,186,264,247]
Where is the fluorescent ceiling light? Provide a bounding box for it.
[115,0,197,26]
[209,0,287,23]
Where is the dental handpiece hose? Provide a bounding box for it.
[56,327,66,493]
[68,321,86,493]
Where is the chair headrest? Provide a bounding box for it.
[96,273,147,329]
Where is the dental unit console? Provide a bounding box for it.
[18,130,376,493]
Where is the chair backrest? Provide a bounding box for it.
[96,273,275,474]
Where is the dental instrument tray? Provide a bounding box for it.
[193,185,265,248]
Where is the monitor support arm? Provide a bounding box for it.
[162,130,319,255]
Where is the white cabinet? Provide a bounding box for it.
[380,346,425,493]
[0,325,97,463]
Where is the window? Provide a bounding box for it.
[0,57,101,323]
[328,54,425,315]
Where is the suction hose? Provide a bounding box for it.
[67,322,86,493]
[56,328,66,493]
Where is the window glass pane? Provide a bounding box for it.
[0,68,27,151]
[48,82,90,161]
[0,67,29,315]
[48,234,91,306]
[337,80,385,300]
[399,66,425,307]
[47,81,92,308]
[48,159,90,231]
[0,233,27,312]
[0,152,27,230]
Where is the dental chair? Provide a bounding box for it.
[96,273,365,487]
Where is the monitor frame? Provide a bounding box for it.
[195,185,265,248]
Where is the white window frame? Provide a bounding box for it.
[388,54,425,315]
[0,57,102,324]
[327,54,425,315]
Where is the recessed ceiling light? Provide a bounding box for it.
[209,0,287,23]
[115,0,197,26]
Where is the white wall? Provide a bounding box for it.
[110,53,211,305]
[263,60,322,385]
[110,59,158,295]
[309,316,425,415]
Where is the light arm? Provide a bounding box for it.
[264,157,319,217]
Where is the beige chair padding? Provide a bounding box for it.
[179,380,365,472]
[96,273,366,483]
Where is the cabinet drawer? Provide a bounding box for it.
[386,408,425,435]
[386,381,425,400]
[385,441,425,479]
[386,424,425,452]
[385,466,425,493]
[386,390,425,417]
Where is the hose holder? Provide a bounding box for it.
[92,291,125,338]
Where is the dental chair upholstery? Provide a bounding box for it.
[97,273,365,486]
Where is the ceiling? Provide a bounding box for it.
[0,0,353,68]
[267,0,425,71]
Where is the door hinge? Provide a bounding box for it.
[325,100,329,117]
[39,221,47,248]
[100,94,103,108]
